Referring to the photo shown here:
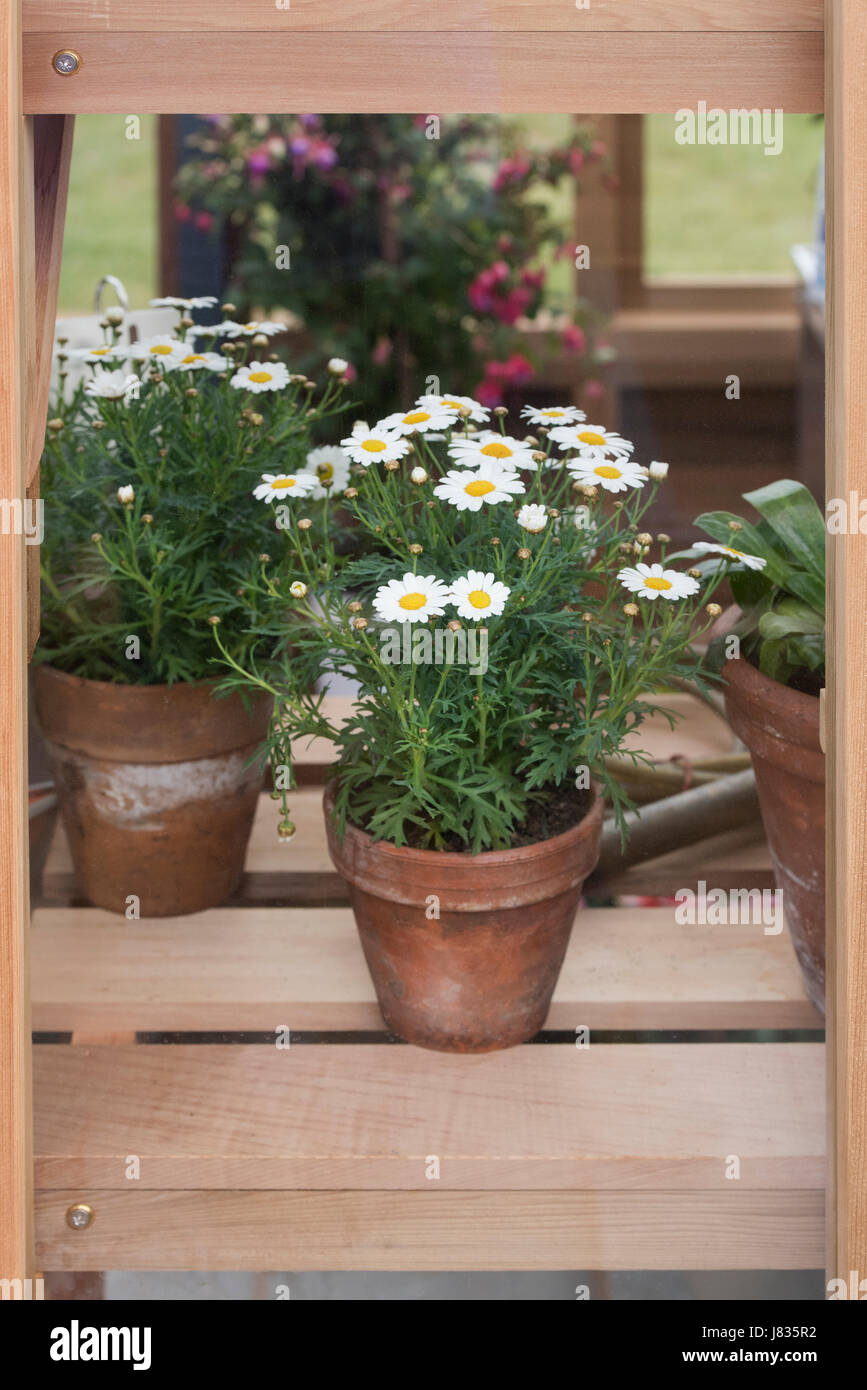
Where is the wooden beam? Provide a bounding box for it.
[22,32,823,115]
[28,114,74,489]
[825,0,867,1288]
[20,1,825,34]
[0,0,33,1294]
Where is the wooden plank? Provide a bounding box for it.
[28,114,73,488]
[0,0,34,1292]
[34,1189,824,1272]
[33,1043,823,1190]
[825,0,867,1285]
[22,33,823,116]
[21,1,825,35]
[31,900,817,1033]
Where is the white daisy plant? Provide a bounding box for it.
[341,422,411,465]
[692,542,767,572]
[448,432,537,471]
[253,473,318,503]
[520,404,586,427]
[549,423,635,459]
[567,456,647,494]
[231,361,291,393]
[128,335,188,369]
[618,563,701,602]
[306,445,351,500]
[449,571,511,621]
[373,573,451,624]
[379,406,458,437]
[433,461,526,512]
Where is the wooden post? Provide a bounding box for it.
[825,0,867,1288]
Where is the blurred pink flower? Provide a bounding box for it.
[561,324,587,355]
[372,336,393,366]
[584,378,605,401]
[194,210,214,233]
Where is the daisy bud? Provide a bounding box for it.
[623,603,639,618]
[447,620,462,632]
[46,417,64,432]
[92,419,106,430]
[649,460,669,480]
[523,435,539,446]
[248,412,264,427]
[582,612,593,623]
[220,342,238,356]
[352,617,368,631]
[278,821,297,840]
[551,537,561,545]
[328,357,349,375]
[532,452,547,465]
[57,335,68,346]
[517,547,531,560]
[142,513,153,524]
[252,334,269,349]
[304,380,315,392]
[105,306,125,326]
[344,487,359,500]
[117,484,135,506]
[384,459,400,471]
[91,532,102,543]
[728,521,743,533]
[159,448,168,458]
[637,533,653,546]
[457,404,472,417]
[602,639,611,648]
[297,517,313,530]
[706,603,722,618]
[290,581,308,599]
[185,387,198,398]
[270,353,280,363]
[494,406,508,417]
[207,615,221,626]
[258,553,270,563]
[221,302,237,315]
[410,467,428,485]
[576,483,598,500]
[348,601,363,613]
[657,532,671,544]
[547,508,560,520]
[180,315,194,329]
[490,536,500,546]
[408,543,423,555]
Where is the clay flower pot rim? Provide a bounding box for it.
[324,780,603,867]
[712,602,822,724]
[33,663,226,695]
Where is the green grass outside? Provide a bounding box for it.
[56,113,824,315]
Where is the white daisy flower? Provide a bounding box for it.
[231,361,291,393]
[433,461,526,512]
[449,570,511,621]
[516,503,548,534]
[289,581,308,598]
[253,472,317,503]
[84,369,141,401]
[117,484,135,505]
[567,456,647,494]
[448,432,537,471]
[149,295,218,310]
[340,423,410,466]
[372,573,451,625]
[649,460,669,480]
[65,344,130,363]
[306,445,351,499]
[214,320,285,338]
[327,357,349,374]
[379,406,458,437]
[416,393,490,424]
[692,542,767,572]
[128,335,187,369]
[520,404,586,427]
[618,563,700,601]
[176,350,228,372]
[549,423,635,459]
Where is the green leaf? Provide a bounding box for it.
[758,597,825,642]
[742,479,825,589]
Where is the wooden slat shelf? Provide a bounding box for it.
[31,692,824,1273]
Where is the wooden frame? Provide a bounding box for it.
[2,0,862,1289]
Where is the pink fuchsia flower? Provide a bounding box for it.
[174,201,192,223]
[493,156,531,192]
[520,267,546,291]
[583,379,605,401]
[591,140,608,160]
[341,362,357,383]
[372,337,393,366]
[561,324,587,355]
[569,148,587,175]
[194,211,214,233]
[246,148,271,176]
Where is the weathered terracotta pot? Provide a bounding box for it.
[722,653,825,1012]
[33,666,272,917]
[325,787,604,1052]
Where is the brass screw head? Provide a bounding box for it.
[65,1202,94,1230]
[53,50,83,76]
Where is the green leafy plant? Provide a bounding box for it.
[679,479,825,692]
[212,400,724,852]
[37,300,348,685]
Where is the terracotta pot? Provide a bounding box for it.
[325,786,604,1052]
[32,666,272,916]
[722,652,825,1012]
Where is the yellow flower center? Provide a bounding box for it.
[722,546,744,558]
[398,592,427,611]
[644,577,673,591]
[594,464,622,479]
[480,441,513,459]
[361,438,386,453]
[468,589,491,609]
[271,478,296,490]
[442,398,463,409]
[316,461,334,482]
[465,479,496,497]
[541,409,565,418]
[182,354,205,364]
[249,371,272,384]
[402,410,430,425]
[91,348,111,356]
[579,430,607,446]
[149,344,175,355]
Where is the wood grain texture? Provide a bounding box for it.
[21,32,823,115]
[825,0,867,1285]
[20,1,825,34]
[34,1189,824,1271]
[33,1043,823,1190]
[28,114,73,488]
[30,896,816,1033]
[0,0,33,1288]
